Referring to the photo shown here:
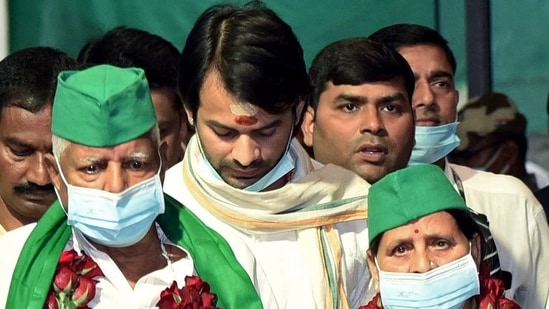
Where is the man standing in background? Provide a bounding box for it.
[0,47,78,235]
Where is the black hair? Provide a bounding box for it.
[177,1,310,119]
[307,37,415,111]
[78,26,180,95]
[369,23,457,74]
[0,46,79,118]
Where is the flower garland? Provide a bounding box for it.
[45,250,104,309]
[45,250,220,308]
[157,276,220,309]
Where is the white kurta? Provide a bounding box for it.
[0,223,195,309]
[447,162,549,309]
[163,140,370,309]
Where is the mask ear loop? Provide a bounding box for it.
[53,156,70,215]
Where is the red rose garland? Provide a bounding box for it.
[45,251,219,308]
[45,250,104,309]
[157,276,219,309]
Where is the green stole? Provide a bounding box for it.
[6,194,263,309]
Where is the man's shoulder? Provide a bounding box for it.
[0,223,36,245]
[0,223,36,308]
[450,163,533,195]
[0,223,36,261]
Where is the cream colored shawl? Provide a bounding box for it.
[183,136,370,308]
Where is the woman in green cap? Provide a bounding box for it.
[360,164,519,309]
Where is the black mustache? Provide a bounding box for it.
[231,160,267,169]
[14,183,55,195]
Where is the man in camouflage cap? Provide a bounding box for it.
[449,92,546,191]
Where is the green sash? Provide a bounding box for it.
[6,194,262,309]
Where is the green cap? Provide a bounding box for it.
[52,64,157,147]
[368,165,468,244]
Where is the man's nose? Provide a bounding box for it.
[27,153,51,187]
[232,135,260,167]
[412,81,436,111]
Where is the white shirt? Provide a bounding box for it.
[0,223,195,309]
[446,162,549,309]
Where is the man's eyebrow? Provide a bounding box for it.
[375,92,407,104]
[127,151,151,160]
[333,93,367,104]
[5,136,35,149]
[413,70,454,81]
[429,70,453,79]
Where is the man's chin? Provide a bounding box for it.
[354,166,387,184]
[223,178,255,189]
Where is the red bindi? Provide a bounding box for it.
[234,115,258,126]
[414,229,419,234]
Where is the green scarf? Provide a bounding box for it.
[6,194,262,309]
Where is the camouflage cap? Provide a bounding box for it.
[456,92,526,151]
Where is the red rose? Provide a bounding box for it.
[77,256,103,278]
[45,291,59,309]
[46,250,103,309]
[156,276,219,309]
[72,276,97,307]
[58,250,79,265]
[477,277,521,309]
[53,265,78,294]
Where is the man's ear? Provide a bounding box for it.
[184,106,194,128]
[179,109,192,155]
[471,233,483,268]
[44,153,61,192]
[300,106,315,148]
[366,249,380,291]
[294,100,306,124]
[159,141,169,179]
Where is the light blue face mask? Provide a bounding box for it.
[408,122,461,165]
[376,248,480,309]
[197,127,296,192]
[57,157,165,247]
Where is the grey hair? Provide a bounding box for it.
[52,125,161,160]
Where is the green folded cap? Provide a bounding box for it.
[368,164,468,244]
[52,64,157,147]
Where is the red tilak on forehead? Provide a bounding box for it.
[414,229,419,234]
[235,115,258,126]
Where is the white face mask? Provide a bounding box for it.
[376,250,480,309]
[473,144,510,174]
[197,127,295,192]
[409,122,461,165]
[56,157,165,247]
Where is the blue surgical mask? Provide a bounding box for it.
[244,147,295,192]
[197,128,295,192]
[409,122,461,165]
[56,158,165,247]
[376,250,480,309]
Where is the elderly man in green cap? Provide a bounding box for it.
[0,65,260,308]
[361,164,519,309]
